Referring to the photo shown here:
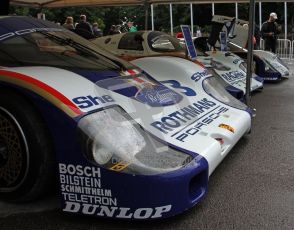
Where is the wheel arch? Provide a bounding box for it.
[0,82,79,164]
[0,83,55,145]
[0,83,59,200]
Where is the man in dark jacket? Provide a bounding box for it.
[75,14,94,39]
[261,12,280,53]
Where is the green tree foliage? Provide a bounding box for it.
[9,3,292,36]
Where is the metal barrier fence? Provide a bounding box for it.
[277,39,292,60]
[260,39,293,61]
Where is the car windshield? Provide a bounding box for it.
[148,32,184,53]
[147,31,205,56]
[0,29,133,71]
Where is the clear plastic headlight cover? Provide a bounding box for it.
[202,76,248,110]
[78,106,193,175]
[206,67,230,88]
[276,56,289,70]
[211,59,231,71]
[264,59,275,72]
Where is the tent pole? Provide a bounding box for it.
[285,2,287,40]
[212,3,215,16]
[245,0,255,105]
[235,2,238,21]
[170,3,173,36]
[259,1,262,49]
[190,3,194,36]
[259,2,262,30]
[0,0,9,15]
[144,1,149,30]
[151,4,154,31]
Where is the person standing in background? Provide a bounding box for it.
[75,14,94,39]
[92,22,103,37]
[127,21,137,32]
[109,25,120,35]
[63,16,75,30]
[261,12,280,53]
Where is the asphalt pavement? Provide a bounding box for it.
[1,64,294,230]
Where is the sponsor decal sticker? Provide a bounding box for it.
[218,123,235,133]
[72,95,115,109]
[96,73,183,107]
[221,71,245,83]
[109,161,130,172]
[59,163,172,219]
[150,98,229,141]
[174,107,229,142]
[191,70,211,82]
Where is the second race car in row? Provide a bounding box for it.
[93,31,263,100]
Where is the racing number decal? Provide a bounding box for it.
[160,80,196,96]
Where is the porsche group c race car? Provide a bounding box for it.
[92,31,263,100]
[0,16,252,220]
[211,15,290,81]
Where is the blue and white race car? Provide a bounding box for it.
[0,16,252,220]
[93,31,263,99]
[211,15,290,81]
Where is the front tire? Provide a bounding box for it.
[0,89,55,202]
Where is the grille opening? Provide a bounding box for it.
[189,170,208,202]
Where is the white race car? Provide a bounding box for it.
[0,16,252,220]
[253,50,290,80]
[197,48,263,93]
[93,31,263,99]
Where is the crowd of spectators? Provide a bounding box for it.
[61,14,137,39]
[62,14,103,39]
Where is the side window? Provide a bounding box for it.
[118,33,143,51]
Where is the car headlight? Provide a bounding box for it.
[211,60,231,71]
[263,59,276,72]
[78,106,193,175]
[276,56,289,70]
[202,76,248,111]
